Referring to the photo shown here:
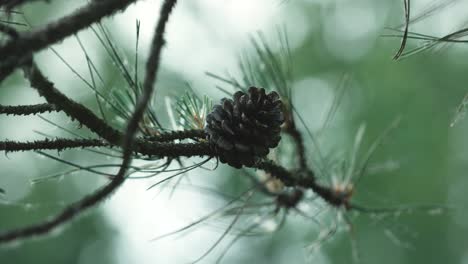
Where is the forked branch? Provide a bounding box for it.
[0,0,140,80]
[0,0,178,243]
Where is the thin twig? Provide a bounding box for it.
[393,0,411,60]
[284,122,307,170]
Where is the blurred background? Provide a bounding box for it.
[1,0,468,263]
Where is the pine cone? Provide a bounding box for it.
[205,87,284,168]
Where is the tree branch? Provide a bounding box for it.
[1,23,121,144]
[145,129,206,142]
[22,62,203,150]
[284,123,307,170]
[134,141,211,158]
[0,0,139,81]
[0,137,212,157]
[0,103,57,115]
[0,138,108,152]
[253,159,345,208]
[24,62,123,144]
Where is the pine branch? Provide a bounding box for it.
[0,103,57,115]
[2,25,121,144]
[20,59,204,150]
[23,61,123,144]
[134,141,211,158]
[0,0,178,244]
[22,60,204,149]
[284,122,307,170]
[0,138,108,152]
[0,137,213,157]
[145,129,206,142]
[0,0,139,81]
[253,160,345,208]
[253,159,300,187]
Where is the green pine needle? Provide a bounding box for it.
[176,90,212,130]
